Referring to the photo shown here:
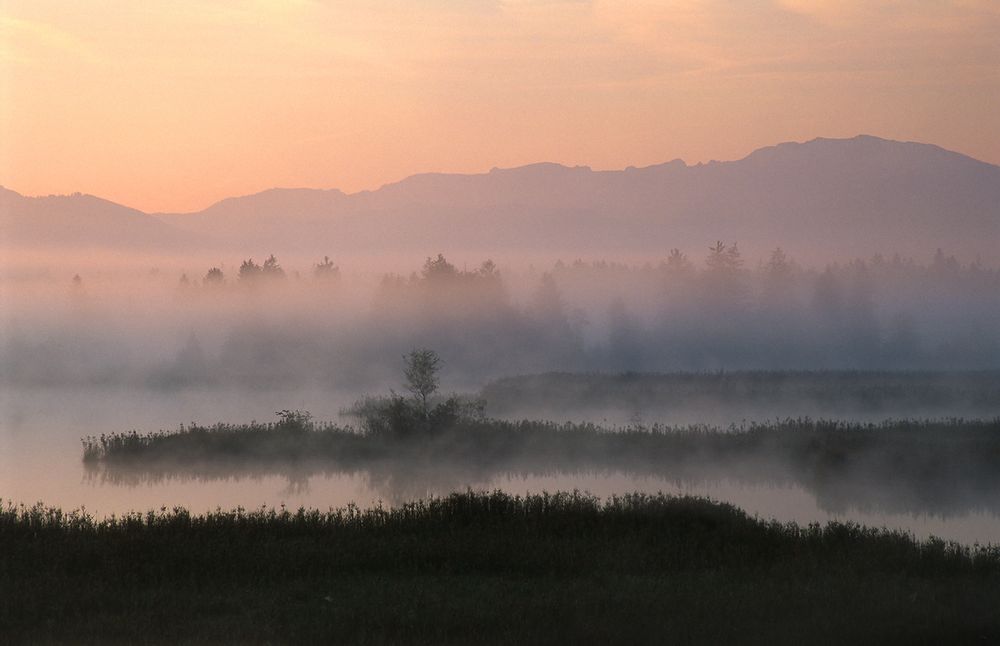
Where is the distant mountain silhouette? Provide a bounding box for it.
[0,187,194,251]
[4,136,998,261]
[151,188,349,255]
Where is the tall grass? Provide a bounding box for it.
[4,491,1000,643]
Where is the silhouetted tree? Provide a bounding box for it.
[664,248,694,276]
[403,348,441,419]
[239,259,262,282]
[701,241,748,314]
[531,273,569,326]
[478,259,499,278]
[657,249,698,335]
[529,273,584,367]
[313,256,339,280]
[262,254,285,279]
[762,247,795,303]
[931,248,960,276]
[705,241,743,274]
[765,247,791,279]
[204,267,225,285]
[422,254,458,282]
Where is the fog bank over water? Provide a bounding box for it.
[2,248,997,394]
[2,244,999,545]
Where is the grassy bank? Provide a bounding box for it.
[4,491,1000,644]
[84,417,1000,515]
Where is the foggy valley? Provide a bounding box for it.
[3,142,999,641]
[2,245,997,391]
[3,244,999,535]
[3,1,1000,635]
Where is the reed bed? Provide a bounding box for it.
[4,491,1000,644]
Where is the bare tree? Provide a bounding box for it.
[403,349,441,418]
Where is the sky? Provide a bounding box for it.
[1,0,998,213]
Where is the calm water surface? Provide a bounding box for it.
[4,386,1000,544]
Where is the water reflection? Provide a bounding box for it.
[6,385,1000,545]
[84,453,1000,523]
[74,461,1000,545]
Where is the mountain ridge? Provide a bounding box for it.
[5,134,997,214]
[3,135,998,262]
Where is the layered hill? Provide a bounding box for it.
[0,187,195,251]
[3,136,998,262]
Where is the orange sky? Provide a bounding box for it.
[1,0,998,213]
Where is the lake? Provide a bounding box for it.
[4,386,1000,545]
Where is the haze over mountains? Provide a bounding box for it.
[3,135,998,264]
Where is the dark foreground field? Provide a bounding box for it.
[3,492,1000,645]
